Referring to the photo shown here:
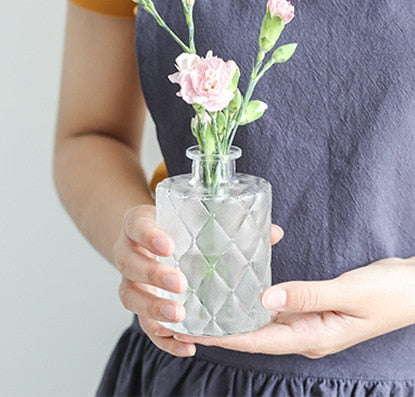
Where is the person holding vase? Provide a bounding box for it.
[54,0,415,395]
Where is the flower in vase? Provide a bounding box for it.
[267,0,295,24]
[168,51,238,112]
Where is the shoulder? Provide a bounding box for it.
[68,0,136,18]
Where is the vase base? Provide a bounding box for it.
[158,314,270,337]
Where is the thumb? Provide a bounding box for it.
[261,279,350,313]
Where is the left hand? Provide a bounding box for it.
[175,256,415,358]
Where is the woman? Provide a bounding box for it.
[54,0,415,395]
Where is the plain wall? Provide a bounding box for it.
[0,1,162,395]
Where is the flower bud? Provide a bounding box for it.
[267,0,295,24]
[240,100,268,126]
[259,12,284,53]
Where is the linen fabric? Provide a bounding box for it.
[98,1,415,396]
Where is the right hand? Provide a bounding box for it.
[114,204,197,357]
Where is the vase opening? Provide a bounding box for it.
[186,146,242,189]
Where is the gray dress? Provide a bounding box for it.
[97,1,415,395]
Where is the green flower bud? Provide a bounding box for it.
[240,100,268,126]
[259,11,284,53]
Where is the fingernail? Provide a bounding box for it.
[276,226,284,240]
[161,303,184,321]
[263,288,287,310]
[152,236,169,255]
[176,345,196,357]
[163,273,180,291]
[173,334,186,342]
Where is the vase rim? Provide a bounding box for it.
[186,146,242,161]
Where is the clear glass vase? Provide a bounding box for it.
[155,146,272,336]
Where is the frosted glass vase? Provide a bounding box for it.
[155,146,272,336]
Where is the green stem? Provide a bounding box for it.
[226,50,265,151]
[187,6,196,53]
[181,0,196,53]
[256,59,274,80]
[144,3,191,53]
[211,114,222,155]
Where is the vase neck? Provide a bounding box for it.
[186,146,241,187]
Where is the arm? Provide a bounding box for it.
[54,3,195,356]
[54,2,151,262]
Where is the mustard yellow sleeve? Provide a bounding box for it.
[150,162,169,193]
[69,0,136,18]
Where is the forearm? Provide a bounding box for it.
[54,132,153,263]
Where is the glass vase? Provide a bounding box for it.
[155,146,272,336]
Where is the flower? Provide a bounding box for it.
[267,0,295,24]
[168,51,238,112]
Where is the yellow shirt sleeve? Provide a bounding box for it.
[69,0,136,18]
[150,162,169,193]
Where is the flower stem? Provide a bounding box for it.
[140,1,191,53]
[211,114,222,154]
[226,50,265,151]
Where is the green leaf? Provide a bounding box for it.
[271,43,298,63]
[239,100,268,126]
[228,66,240,92]
[204,126,216,154]
[216,112,226,136]
[258,12,284,53]
[228,89,242,114]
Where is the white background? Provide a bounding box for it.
[0,1,162,395]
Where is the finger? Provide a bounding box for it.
[119,280,185,322]
[140,317,196,357]
[115,249,187,293]
[271,224,284,245]
[123,205,174,256]
[174,322,297,355]
[261,278,352,314]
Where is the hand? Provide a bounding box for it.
[175,257,415,358]
[115,204,284,357]
[115,204,193,357]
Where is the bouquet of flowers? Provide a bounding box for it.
[135,0,298,336]
[134,0,297,158]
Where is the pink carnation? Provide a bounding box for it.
[168,51,237,112]
[267,0,295,24]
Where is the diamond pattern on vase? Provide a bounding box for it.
[178,244,211,290]
[214,293,246,333]
[195,217,232,258]
[250,238,271,284]
[232,215,261,261]
[181,293,211,334]
[203,319,226,336]
[203,198,248,238]
[214,244,248,289]
[176,197,211,237]
[158,198,193,260]
[249,190,271,230]
[196,269,231,315]
[240,304,270,332]
[233,266,263,311]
